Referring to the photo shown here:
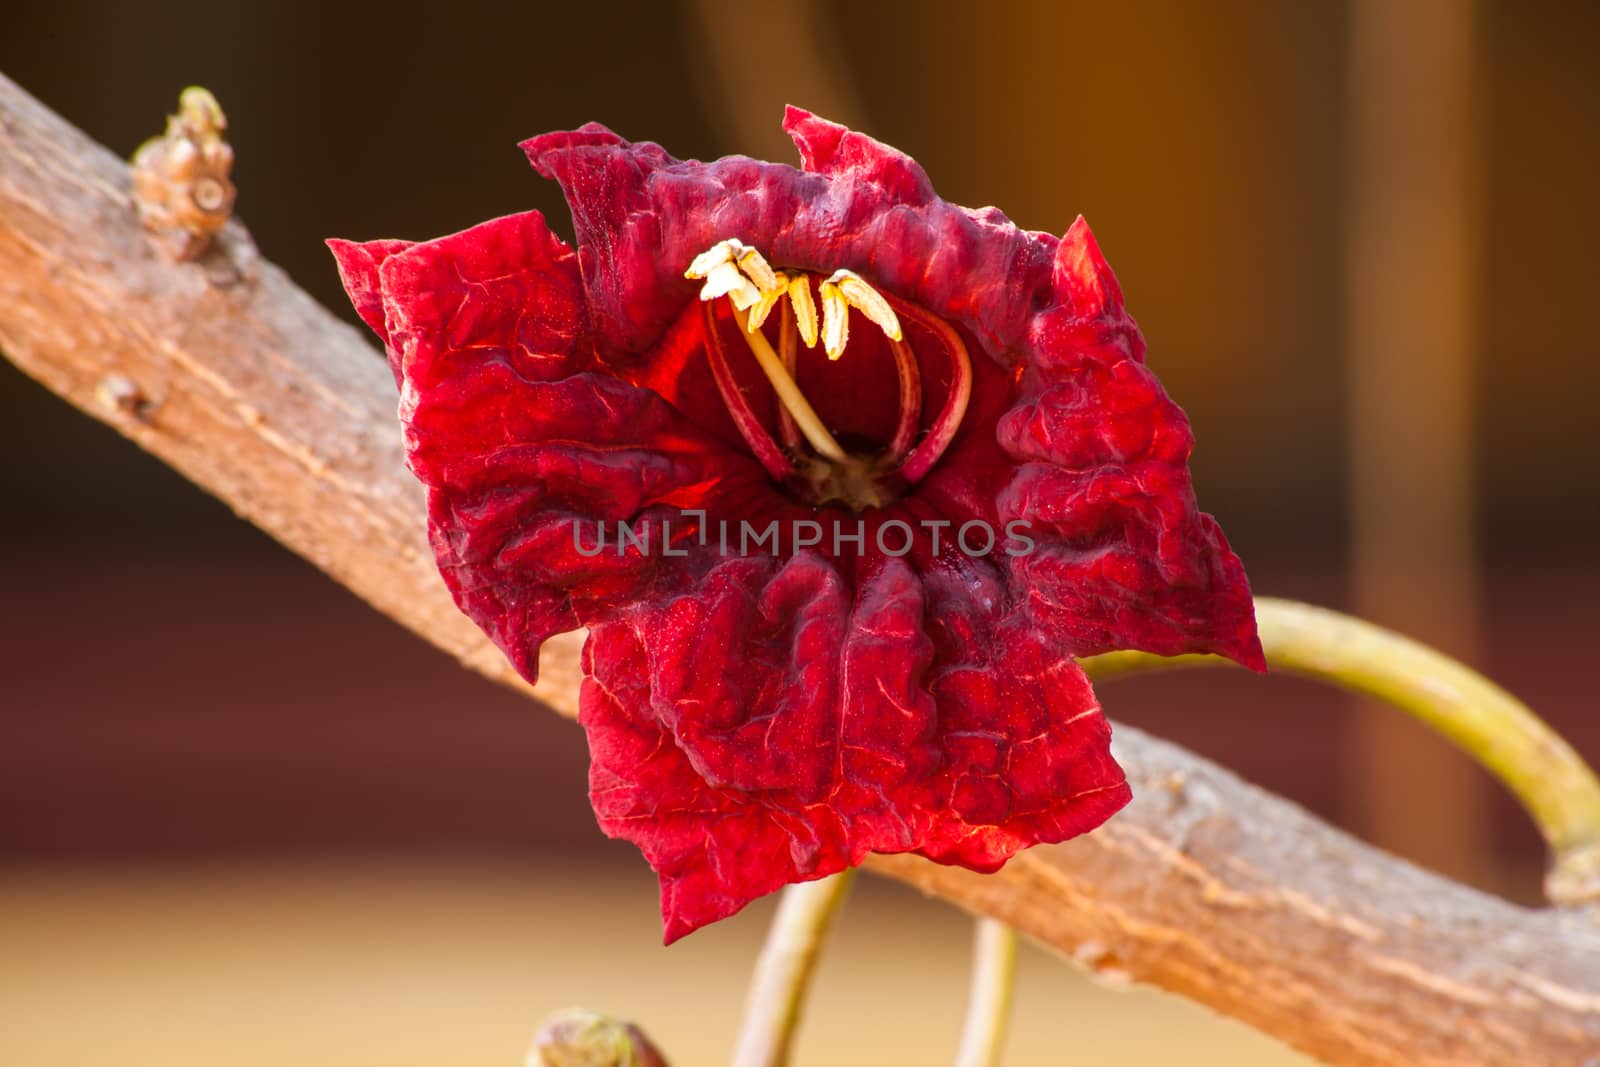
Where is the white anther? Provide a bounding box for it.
[684,238,738,280]
[818,269,901,360]
[686,238,778,312]
[698,261,761,309]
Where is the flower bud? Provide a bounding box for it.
[528,1008,670,1067]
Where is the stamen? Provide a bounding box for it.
[819,281,849,360]
[787,274,819,348]
[819,270,902,360]
[685,240,736,279]
[685,238,776,311]
[685,237,748,280]
[686,239,962,500]
[895,302,972,485]
[727,303,849,463]
[701,303,799,481]
[700,261,762,309]
[746,270,792,333]
[735,245,778,291]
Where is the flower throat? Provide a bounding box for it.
[687,239,972,511]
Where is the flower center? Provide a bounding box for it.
[686,239,972,511]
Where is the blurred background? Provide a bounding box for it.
[2,1,1597,1064]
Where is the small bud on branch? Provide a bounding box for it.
[131,86,235,260]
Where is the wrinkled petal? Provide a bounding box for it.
[583,555,1129,941]
[377,210,590,387]
[782,106,936,206]
[328,237,412,358]
[999,219,1264,668]
[349,211,774,681]
[583,615,825,943]
[916,566,1132,869]
[521,112,1055,363]
[413,367,748,683]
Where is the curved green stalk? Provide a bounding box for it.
[1080,596,1600,906]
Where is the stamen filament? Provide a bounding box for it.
[728,303,849,463]
[897,303,972,484]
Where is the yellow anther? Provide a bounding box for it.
[819,280,849,360]
[746,270,791,333]
[736,245,778,292]
[819,269,901,360]
[746,269,823,343]
[787,273,819,348]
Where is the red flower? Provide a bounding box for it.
[330,110,1262,943]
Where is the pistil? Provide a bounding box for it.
[727,302,848,464]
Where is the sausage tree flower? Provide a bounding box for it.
[329,109,1262,943]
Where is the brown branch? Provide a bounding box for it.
[1,72,1596,1066]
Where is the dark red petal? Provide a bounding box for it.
[344,210,773,681]
[781,105,936,206]
[915,567,1132,868]
[327,237,413,367]
[1050,215,1128,325]
[582,553,1129,942]
[376,210,590,387]
[614,554,848,799]
[997,218,1264,670]
[519,117,1056,364]
[583,616,841,943]
[413,366,754,681]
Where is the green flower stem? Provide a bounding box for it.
[731,870,856,1067]
[1079,596,1600,906]
[952,918,1019,1067]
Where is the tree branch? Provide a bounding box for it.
[2,72,1596,1066]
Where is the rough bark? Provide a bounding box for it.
[2,72,1595,1066]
